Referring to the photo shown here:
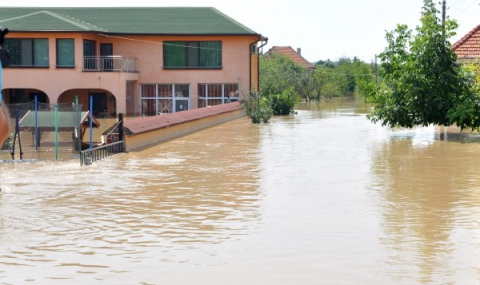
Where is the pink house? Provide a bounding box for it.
[0,7,266,117]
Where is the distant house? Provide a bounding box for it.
[0,7,266,117]
[452,25,480,62]
[265,46,314,70]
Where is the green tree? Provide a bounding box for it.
[367,0,480,130]
[259,53,303,97]
[259,53,303,114]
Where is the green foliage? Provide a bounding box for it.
[242,92,273,123]
[367,0,480,130]
[314,57,376,98]
[260,50,376,109]
[1,133,13,150]
[271,89,300,115]
[260,54,304,97]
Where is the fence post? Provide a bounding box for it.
[35,95,38,150]
[89,95,93,151]
[55,104,58,160]
[118,113,124,152]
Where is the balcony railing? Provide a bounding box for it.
[83,56,138,73]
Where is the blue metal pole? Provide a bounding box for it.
[55,104,58,160]
[89,95,93,150]
[35,95,38,151]
[0,60,2,103]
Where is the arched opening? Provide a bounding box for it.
[58,89,117,118]
[1,88,50,105]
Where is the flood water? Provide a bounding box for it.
[1,97,480,284]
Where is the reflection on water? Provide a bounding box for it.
[372,125,480,284]
[1,97,480,284]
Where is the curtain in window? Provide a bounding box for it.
[200,42,221,67]
[208,84,222,97]
[34,39,49,66]
[164,42,186,67]
[198,84,207,97]
[141,85,156,97]
[5,39,21,65]
[5,39,49,66]
[187,42,199,67]
[21,40,33,66]
[141,99,157,116]
[224,84,239,97]
[174,84,189,97]
[157,84,173,97]
[57,39,75,67]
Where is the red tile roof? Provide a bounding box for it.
[265,46,314,69]
[452,25,480,59]
[124,102,243,135]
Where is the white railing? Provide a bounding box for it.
[83,56,138,73]
[80,140,125,166]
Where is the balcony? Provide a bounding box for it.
[83,56,138,73]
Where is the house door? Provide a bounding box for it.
[174,99,189,112]
[83,40,97,70]
[29,92,48,104]
[100,43,113,71]
[89,93,107,117]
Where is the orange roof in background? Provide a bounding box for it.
[266,46,315,69]
[452,25,480,59]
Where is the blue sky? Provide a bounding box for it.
[7,0,480,63]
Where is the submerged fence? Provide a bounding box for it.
[80,140,124,166]
[3,99,84,160]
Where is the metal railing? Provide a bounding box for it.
[83,56,138,73]
[80,140,125,166]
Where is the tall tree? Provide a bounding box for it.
[367,0,480,130]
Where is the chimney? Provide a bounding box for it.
[297,48,302,56]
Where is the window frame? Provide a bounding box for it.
[140,83,190,116]
[198,83,239,108]
[4,38,50,68]
[163,41,222,70]
[56,38,75,68]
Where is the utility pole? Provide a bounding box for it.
[374,54,378,84]
[442,0,446,36]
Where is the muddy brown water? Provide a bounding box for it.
[1,97,480,284]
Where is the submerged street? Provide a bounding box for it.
[1,97,480,284]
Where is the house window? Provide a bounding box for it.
[163,41,222,69]
[140,84,190,116]
[198,83,239,108]
[56,39,75,67]
[4,38,49,67]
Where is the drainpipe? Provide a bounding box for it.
[249,35,268,93]
[257,37,268,94]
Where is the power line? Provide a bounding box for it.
[98,34,255,54]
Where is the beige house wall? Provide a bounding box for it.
[3,32,259,116]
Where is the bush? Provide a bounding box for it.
[270,90,298,115]
[242,92,273,123]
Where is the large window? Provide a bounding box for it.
[163,41,222,69]
[56,39,75,67]
[198,83,239,108]
[4,38,49,67]
[140,84,190,116]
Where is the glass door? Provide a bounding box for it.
[173,84,189,112]
[100,43,113,71]
[83,40,97,70]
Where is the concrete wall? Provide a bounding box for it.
[124,109,245,152]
